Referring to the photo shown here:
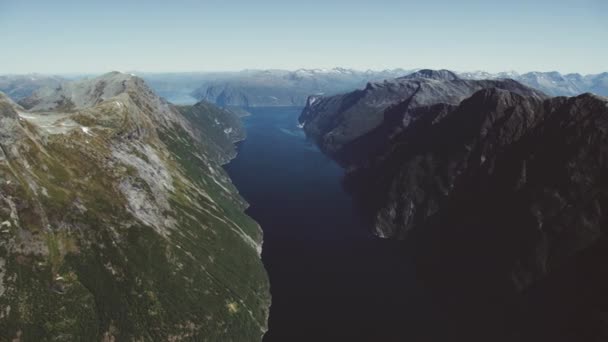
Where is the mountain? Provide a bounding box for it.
[299,69,546,167]
[0,75,64,101]
[299,69,608,340]
[458,70,521,80]
[347,90,608,340]
[138,72,231,105]
[3,69,606,107]
[167,69,608,109]
[585,72,608,95]
[176,100,247,163]
[460,70,608,97]
[516,71,583,96]
[190,68,413,107]
[0,72,270,341]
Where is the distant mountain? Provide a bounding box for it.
[299,69,545,166]
[4,69,605,108]
[0,74,64,101]
[138,72,230,105]
[300,69,608,340]
[180,69,608,108]
[189,68,413,107]
[459,70,608,96]
[1,72,269,340]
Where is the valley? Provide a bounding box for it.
[2,1,606,340]
[0,68,607,341]
[223,107,435,341]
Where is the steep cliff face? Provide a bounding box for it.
[304,77,608,289]
[300,70,608,340]
[348,90,608,287]
[0,72,270,341]
[362,91,608,341]
[299,69,546,167]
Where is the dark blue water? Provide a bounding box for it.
[224,107,438,342]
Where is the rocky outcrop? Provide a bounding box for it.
[0,72,270,341]
[348,89,608,286]
[384,91,608,341]
[301,70,608,340]
[299,70,546,167]
[403,69,461,81]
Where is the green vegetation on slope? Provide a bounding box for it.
[0,78,269,341]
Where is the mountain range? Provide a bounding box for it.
[2,67,608,340]
[459,70,608,97]
[0,75,64,101]
[0,72,269,341]
[2,69,606,109]
[165,69,608,108]
[300,69,608,341]
[144,69,608,107]
[188,68,414,108]
[299,69,546,167]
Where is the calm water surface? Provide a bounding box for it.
[224,107,439,342]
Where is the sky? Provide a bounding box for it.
[0,0,606,74]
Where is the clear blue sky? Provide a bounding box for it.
[0,0,606,74]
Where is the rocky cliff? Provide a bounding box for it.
[0,72,270,341]
[299,69,546,167]
[349,89,608,284]
[300,70,608,340]
[372,90,608,340]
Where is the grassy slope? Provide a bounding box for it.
[0,98,269,341]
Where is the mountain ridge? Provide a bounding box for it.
[459,70,608,96]
[2,69,606,108]
[299,70,608,340]
[0,72,270,341]
[299,74,546,167]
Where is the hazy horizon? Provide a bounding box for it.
[1,0,606,74]
[1,67,607,78]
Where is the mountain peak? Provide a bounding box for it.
[402,69,460,81]
[98,70,138,82]
[19,72,151,111]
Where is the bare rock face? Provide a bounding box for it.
[18,71,135,111]
[299,71,546,167]
[370,91,608,341]
[402,69,461,81]
[300,69,608,340]
[0,72,269,341]
[351,89,608,286]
